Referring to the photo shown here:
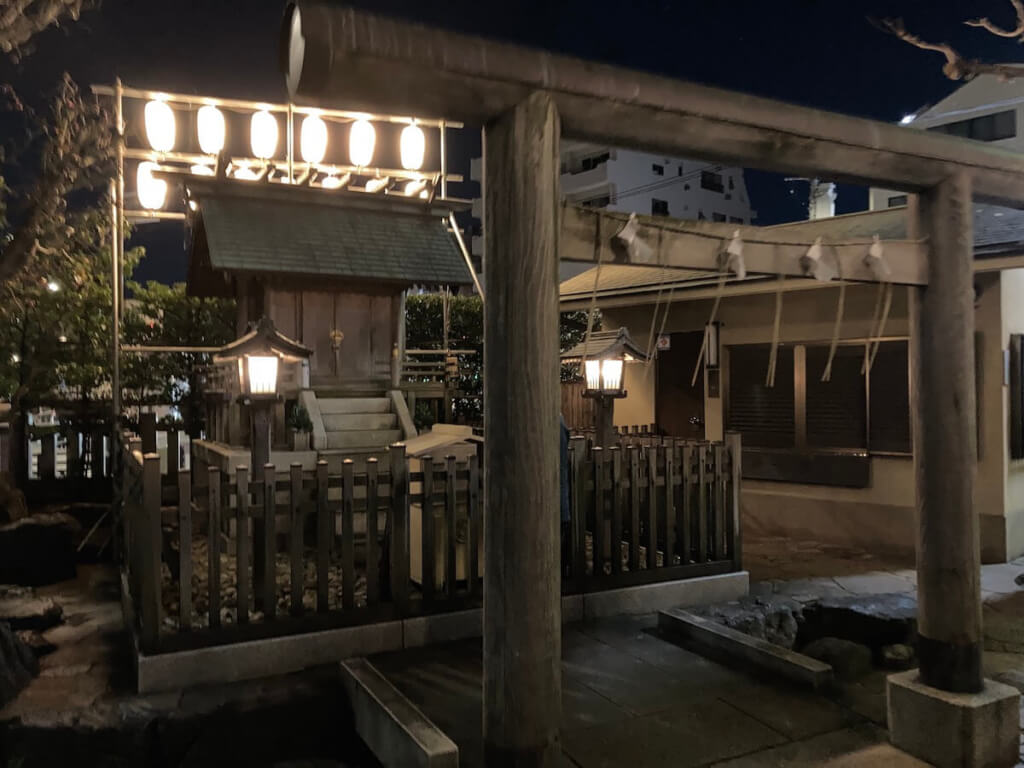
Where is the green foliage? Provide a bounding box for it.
[560,309,600,381]
[286,402,313,433]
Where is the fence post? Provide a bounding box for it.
[421,456,435,604]
[467,453,480,599]
[235,465,250,624]
[140,453,161,653]
[592,446,605,577]
[262,464,276,620]
[646,446,658,570]
[445,455,457,598]
[39,433,55,479]
[140,413,157,454]
[569,436,587,589]
[713,443,726,560]
[366,457,380,605]
[289,462,304,617]
[99,431,114,479]
[389,444,410,612]
[167,429,180,484]
[66,428,80,480]
[341,459,355,610]
[316,460,330,612]
[627,444,640,570]
[609,446,623,575]
[177,469,192,631]
[725,431,743,570]
[208,466,222,629]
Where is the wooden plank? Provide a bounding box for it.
[389,444,410,612]
[662,444,675,567]
[610,447,623,575]
[445,455,457,598]
[140,453,161,653]
[421,456,435,604]
[628,445,640,570]
[561,204,928,285]
[725,432,743,570]
[366,457,380,605]
[316,460,330,612]
[714,444,726,561]
[262,466,277,621]
[697,445,708,564]
[680,443,691,565]
[289,463,304,617]
[570,437,587,588]
[235,466,250,624]
[467,453,480,598]
[592,447,605,577]
[177,469,192,632]
[287,4,1024,208]
[207,467,222,630]
[167,429,179,483]
[140,413,157,454]
[342,459,356,610]
[646,446,657,571]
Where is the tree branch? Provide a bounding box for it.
[877,17,1024,81]
[0,0,86,59]
[966,0,1024,39]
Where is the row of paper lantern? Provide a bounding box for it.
[143,100,427,170]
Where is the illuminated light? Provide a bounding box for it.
[10,353,19,363]
[899,114,915,125]
[197,105,225,154]
[250,110,278,159]
[400,123,425,170]
[246,355,279,395]
[321,171,351,189]
[584,360,601,390]
[300,113,328,164]
[46,280,60,293]
[365,177,389,193]
[137,161,167,209]
[188,200,199,211]
[404,178,427,197]
[231,163,258,181]
[349,119,375,166]
[58,334,68,344]
[190,163,215,176]
[144,99,175,152]
[419,189,429,199]
[601,359,623,391]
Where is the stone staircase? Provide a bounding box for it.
[317,396,403,453]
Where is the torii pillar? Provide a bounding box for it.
[482,91,563,766]
[888,173,1020,768]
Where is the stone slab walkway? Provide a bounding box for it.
[373,615,927,768]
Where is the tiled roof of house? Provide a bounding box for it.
[198,193,472,286]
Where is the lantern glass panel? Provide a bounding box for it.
[584,360,601,390]
[247,355,278,395]
[601,359,623,391]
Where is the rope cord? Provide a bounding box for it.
[766,274,785,388]
[862,282,886,376]
[580,213,607,375]
[866,283,894,375]
[691,272,728,387]
[821,246,845,383]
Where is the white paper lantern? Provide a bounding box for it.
[250,110,278,159]
[144,100,175,153]
[349,119,375,167]
[137,162,167,210]
[400,123,425,170]
[197,105,225,154]
[300,114,328,164]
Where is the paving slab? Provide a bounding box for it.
[708,724,890,767]
[717,679,863,740]
[831,572,916,596]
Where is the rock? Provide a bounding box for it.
[689,595,805,649]
[880,643,915,670]
[1015,573,1024,587]
[0,620,39,708]
[0,590,63,630]
[803,593,917,649]
[0,471,27,524]
[0,512,80,585]
[801,636,873,681]
[15,630,58,657]
[993,668,1024,693]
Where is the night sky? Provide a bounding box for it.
[4,0,1022,284]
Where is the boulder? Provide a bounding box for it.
[0,620,38,708]
[15,629,58,658]
[880,643,916,670]
[689,595,805,649]
[0,588,63,630]
[0,512,80,585]
[0,471,27,525]
[801,636,873,681]
[802,593,917,649]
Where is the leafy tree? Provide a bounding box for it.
[0,0,90,61]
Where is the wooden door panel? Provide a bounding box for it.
[656,331,706,439]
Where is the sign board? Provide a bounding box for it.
[656,334,671,351]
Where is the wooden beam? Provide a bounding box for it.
[483,92,562,765]
[560,205,929,285]
[910,179,983,694]
[284,3,1024,208]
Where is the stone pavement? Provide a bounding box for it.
[373,615,928,768]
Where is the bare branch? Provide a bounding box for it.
[0,0,87,60]
[966,0,1024,39]
[877,17,1024,81]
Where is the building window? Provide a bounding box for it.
[712,212,727,222]
[652,163,665,176]
[729,216,744,224]
[677,166,684,176]
[929,109,1017,142]
[581,195,611,208]
[701,170,725,193]
[683,183,691,191]
[580,152,610,172]
[726,340,911,454]
[888,195,908,208]
[728,176,735,190]
[697,210,706,220]
[651,198,669,216]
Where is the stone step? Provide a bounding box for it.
[318,397,391,415]
[326,429,403,451]
[323,412,398,432]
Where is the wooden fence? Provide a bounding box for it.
[119,431,741,655]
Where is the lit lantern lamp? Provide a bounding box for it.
[214,317,312,477]
[300,113,328,164]
[349,118,375,167]
[250,110,279,160]
[137,161,167,210]
[400,122,425,170]
[197,105,226,154]
[144,99,175,152]
[561,327,648,447]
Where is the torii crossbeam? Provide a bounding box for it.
[281,4,1024,765]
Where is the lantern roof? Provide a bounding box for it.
[214,316,313,364]
[560,327,649,363]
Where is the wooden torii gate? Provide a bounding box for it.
[281,4,1024,765]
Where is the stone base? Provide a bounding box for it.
[887,670,1020,768]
